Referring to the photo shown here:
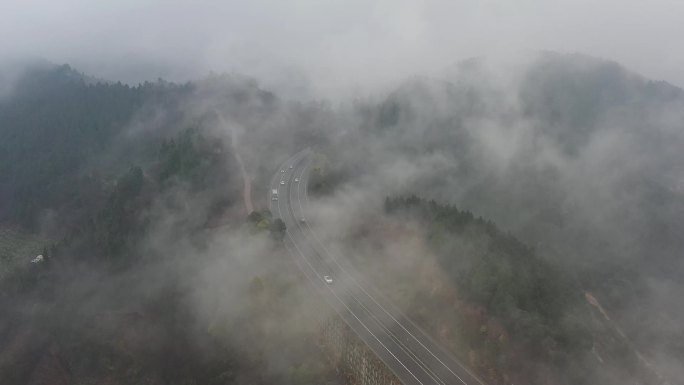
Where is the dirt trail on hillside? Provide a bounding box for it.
[233,146,253,214]
[217,113,253,215]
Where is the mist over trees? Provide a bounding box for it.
[1,51,683,385]
[314,52,684,384]
[0,62,332,385]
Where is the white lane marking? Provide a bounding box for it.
[267,152,303,206]
[296,156,484,385]
[272,167,426,385]
[290,159,447,385]
[271,152,424,382]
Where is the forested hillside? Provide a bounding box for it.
[352,196,649,385]
[0,64,193,229]
[0,62,335,385]
[315,52,684,384]
[1,53,682,385]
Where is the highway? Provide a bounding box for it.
[269,149,488,385]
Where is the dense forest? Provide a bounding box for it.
[0,64,194,230]
[312,52,684,384]
[0,62,334,385]
[368,196,629,384]
[1,52,683,385]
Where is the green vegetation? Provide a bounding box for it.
[44,127,236,264]
[0,63,333,385]
[158,128,224,188]
[322,53,684,384]
[0,227,48,282]
[210,269,337,385]
[247,210,286,240]
[89,166,145,257]
[382,196,595,384]
[308,152,348,196]
[4,53,680,384]
[0,64,192,230]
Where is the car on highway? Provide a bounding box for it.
[294,178,300,182]
[323,275,333,284]
[271,196,278,201]
[280,180,285,185]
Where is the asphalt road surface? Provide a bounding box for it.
[269,149,488,385]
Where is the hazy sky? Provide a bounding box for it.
[2,0,682,98]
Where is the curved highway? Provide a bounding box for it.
[269,149,487,385]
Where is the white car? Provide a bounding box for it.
[271,196,278,201]
[280,180,285,185]
[294,178,300,183]
[281,169,285,173]
[289,165,294,169]
[323,275,333,284]
[300,217,306,223]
